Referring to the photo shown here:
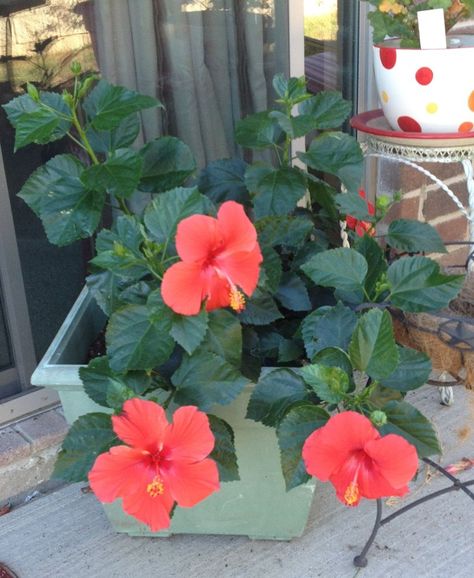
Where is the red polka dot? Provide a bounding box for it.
[397,116,422,132]
[379,47,397,69]
[469,91,474,112]
[415,67,433,85]
[459,121,474,133]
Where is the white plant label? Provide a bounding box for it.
[417,8,447,49]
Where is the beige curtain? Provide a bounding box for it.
[91,0,289,167]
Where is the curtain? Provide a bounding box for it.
[90,0,289,167]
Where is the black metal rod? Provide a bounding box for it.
[353,461,474,568]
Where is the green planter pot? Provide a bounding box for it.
[32,287,316,540]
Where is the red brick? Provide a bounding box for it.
[398,161,466,193]
[437,246,471,269]
[422,180,469,221]
[434,215,469,243]
[384,195,420,222]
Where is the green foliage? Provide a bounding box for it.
[208,415,240,482]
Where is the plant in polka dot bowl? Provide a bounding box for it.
[362,1,474,133]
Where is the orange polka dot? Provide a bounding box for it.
[459,121,474,133]
[469,91,474,112]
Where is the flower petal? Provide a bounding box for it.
[215,246,263,296]
[217,201,258,254]
[204,270,232,311]
[162,458,220,507]
[121,485,174,532]
[175,214,220,262]
[164,406,215,462]
[161,261,207,315]
[112,398,168,452]
[364,434,419,489]
[88,446,152,503]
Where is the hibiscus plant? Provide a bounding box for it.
[3,67,464,529]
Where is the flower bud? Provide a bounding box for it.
[70,61,82,76]
[370,410,387,427]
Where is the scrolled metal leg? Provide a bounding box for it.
[353,499,383,568]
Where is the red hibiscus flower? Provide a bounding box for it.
[346,189,375,237]
[161,201,262,315]
[88,398,220,532]
[302,411,418,506]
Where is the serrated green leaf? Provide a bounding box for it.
[388,256,464,312]
[86,114,140,154]
[198,158,250,204]
[354,234,387,297]
[81,148,143,199]
[349,309,399,380]
[260,245,283,293]
[238,288,283,325]
[277,402,330,490]
[106,295,174,372]
[246,368,310,426]
[202,309,242,368]
[172,351,247,411]
[301,247,368,293]
[301,364,349,404]
[312,347,353,376]
[380,400,442,457]
[302,303,357,359]
[208,415,239,482]
[297,132,363,193]
[18,154,105,246]
[272,74,310,104]
[275,272,311,311]
[235,111,280,149]
[139,137,196,193]
[171,309,209,355]
[83,79,161,130]
[380,346,431,391]
[144,187,210,249]
[256,214,314,248]
[53,413,118,482]
[86,270,125,316]
[298,91,352,128]
[335,192,374,220]
[3,92,71,150]
[387,219,446,254]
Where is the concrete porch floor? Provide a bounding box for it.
[0,386,473,578]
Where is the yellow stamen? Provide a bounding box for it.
[229,287,246,312]
[146,476,165,498]
[344,481,359,506]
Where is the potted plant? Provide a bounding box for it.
[3,68,463,539]
[361,0,474,133]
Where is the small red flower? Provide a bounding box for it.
[88,398,220,531]
[302,411,418,506]
[346,189,375,237]
[161,201,263,315]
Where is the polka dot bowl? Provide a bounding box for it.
[373,36,474,134]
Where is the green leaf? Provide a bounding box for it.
[302,303,357,359]
[81,148,143,199]
[275,272,311,311]
[246,368,310,427]
[256,214,313,249]
[260,245,283,293]
[312,347,353,376]
[86,270,124,316]
[354,235,387,297]
[198,158,250,204]
[171,309,209,355]
[83,79,161,130]
[144,187,209,248]
[369,384,404,409]
[298,91,352,128]
[3,92,71,150]
[139,137,196,193]
[380,400,442,457]
[86,114,140,154]
[53,413,118,482]
[301,364,349,404]
[18,154,105,246]
[172,351,248,411]
[349,309,399,380]
[79,356,150,409]
[277,402,330,490]
[235,111,280,149]
[246,165,307,218]
[208,415,239,482]
[380,346,431,391]
[238,288,283,325]
[202,310,242,368]
[106,294,174,372]
[301,247,368,293]
[386,219,446,253]
[272,74,310,104]
[335,192,374,221]
[388,256,464,312]
[297,132,363,193]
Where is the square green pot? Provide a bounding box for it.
[32,287,316,540]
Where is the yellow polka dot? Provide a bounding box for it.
[381,91,389,103]
[426,102,438,114]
